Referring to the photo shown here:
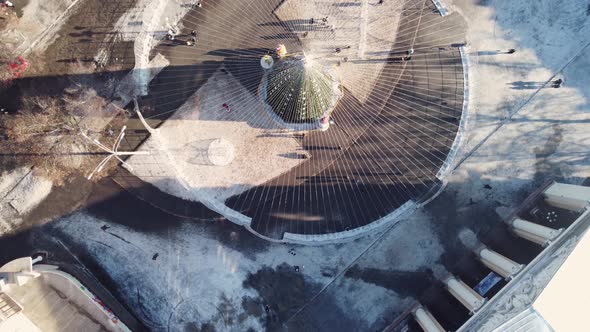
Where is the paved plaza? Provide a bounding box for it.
[110,0,469,241]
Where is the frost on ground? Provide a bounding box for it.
[452,0,590,156]
[0,167,52,235]
[50,211,376,331]
[125,69,304,219]
[447,0,590,207]
[289,208,446,330]
[4,0,589,331]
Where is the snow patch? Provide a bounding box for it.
[6,169,52,215]
[458,228,480,251]
[50,212,376,330]
[0,167,51,235]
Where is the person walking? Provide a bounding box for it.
[167,27,177,41]
[403,48,414,61]
[222,103,232,112]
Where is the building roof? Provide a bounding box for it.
[3,276,108,331]
[0,259,130,332]
[532,214,590,331]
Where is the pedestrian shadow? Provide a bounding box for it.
[469,50,500,56]
[258,19,334,33]
[367,50,413,56]
[333,2,361,7]
[68,28,119,40]
[278,152,308,160]
[469,49,517,56]
[56,58,96,63]
[257,132,296,139]
[260,33,299,40]
[350,57,407,64]
[305,145,342,151]
[507,81,551,90]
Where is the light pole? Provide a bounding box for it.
[81,126,150,180]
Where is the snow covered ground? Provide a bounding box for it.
[50,211,378,331]
[445,0,590,214]
[0,167,52,236]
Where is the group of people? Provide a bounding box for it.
[166,28,198,46]
[165,1,203,45]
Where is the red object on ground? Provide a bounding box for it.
[3,56,28,85]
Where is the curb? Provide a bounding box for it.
[436,45,471,180]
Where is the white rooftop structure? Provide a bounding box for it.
[0,257,130,332]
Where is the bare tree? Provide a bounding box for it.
[0,87,128,184]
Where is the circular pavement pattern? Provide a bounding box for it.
[127,0,468,240]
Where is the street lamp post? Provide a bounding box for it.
[81,126,149,180]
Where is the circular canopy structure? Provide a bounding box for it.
[129,0,468,241]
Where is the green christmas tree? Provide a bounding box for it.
[265,56,339,123]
